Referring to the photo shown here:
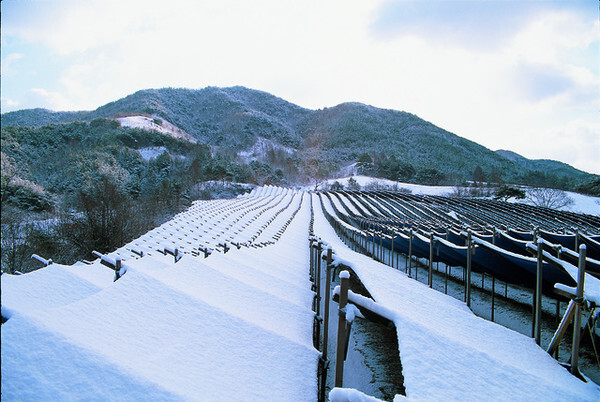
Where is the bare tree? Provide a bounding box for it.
[527,187,574,209]
[1,207,33,274]
[1,152,18,205]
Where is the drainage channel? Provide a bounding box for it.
[323,268,405,401]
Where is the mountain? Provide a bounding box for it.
[1,108,89,127]
[2,86,597,189]
[495,149,591,182]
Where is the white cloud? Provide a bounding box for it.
[24,88,76,111]
[1,97,20,109]
[1,53,23,75]
[2,0,598,174]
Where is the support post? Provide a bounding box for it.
[466,231,472,307]
[444,265,448,294]
[323,248,333,362]
[547,300,576,357]
[114,257,122,281]
[372,231,376,258]
[491,275,495,322]
[391,234,395,268]
[428,232,434,288]
[534,239,543,344]
[320,248,333,402]
[316,242,322,320]
[309,238,314,282]
[571,244,587,376]
[335,271,350,388]
[408,229,413,276]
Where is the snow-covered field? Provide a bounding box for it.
[315,193,599,400]
[322,175,599,216]
[2,184,599,400]
[2,189,318,400]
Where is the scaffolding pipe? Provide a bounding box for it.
[535,238,543,345]
[428,232,434,288]
[571,244,587,376]
[466,231,472,307]
[335,271,350,388]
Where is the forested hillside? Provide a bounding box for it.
[4,86,597,191]
[2,86,598,272]
[0,118,285,272]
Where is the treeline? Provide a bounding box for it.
[352,152,598,193]
[0,119,288,273]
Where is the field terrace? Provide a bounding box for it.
[2,186,600,400]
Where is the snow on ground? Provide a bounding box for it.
[322,176,599,216]
[321,176,454,196]
[116,115,197,143]
[137,145,168,161]
[1,191,318,401]
[314,193,600,400]
[3,185,599,401]
[554,191,599,216]
[238,136,296,163]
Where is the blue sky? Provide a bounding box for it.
[1,0,599,174]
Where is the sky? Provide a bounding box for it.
[1,0,599,174]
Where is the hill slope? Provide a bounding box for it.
[2,86,597,188]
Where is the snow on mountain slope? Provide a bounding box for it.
[116,115,196,143]
[237,136,296,163]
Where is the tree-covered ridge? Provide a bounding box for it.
[2,86,598,191]
[1,118,290,208]
[1,118,294,272]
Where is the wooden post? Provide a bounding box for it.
[555,299,560,359]
[114,257,122,281]
[320,248,333,402]
[547,300,577,356]
[491,275,495,322]
[372,231,376,258]
[466,231,472,307]
[571,244,587,375]
[534,239,543,344]
[396,235,400,269]
[444,265,448,294]
[428,232,434,288]
[316,242,322,321]
[335,271,350,388]
[391,234,395,268]
[309,238,314,281]
[323,248,333,362]
[408,229,413,276]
